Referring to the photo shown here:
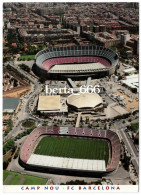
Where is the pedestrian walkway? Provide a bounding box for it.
[75,112,82,127]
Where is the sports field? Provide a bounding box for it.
[34,137,109,165]
[19,55,35,60]
[3,170,47,185]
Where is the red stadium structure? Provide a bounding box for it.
[19,126,120,176]
[42,56,111,71]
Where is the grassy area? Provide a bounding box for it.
[42,123,48,126]
[3,170,47,185]
[13,147,20,159]
[3,150,12,162]
[130,123,139,133]
[3,139,15,155]
[34,136,109,165]
[22,120,35,128]
[4,119,13,136]
[19,55,35,60]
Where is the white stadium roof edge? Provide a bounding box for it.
[27,154,106,172]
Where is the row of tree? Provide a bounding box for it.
[3,139,15,155]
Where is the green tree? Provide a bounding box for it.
[3,139,15,155]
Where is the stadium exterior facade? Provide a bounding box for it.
[33,45,119,79]
[19,126,120,177]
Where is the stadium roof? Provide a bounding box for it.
[67,93,103,109]
[38,96,60,111]
[27,154,106,172]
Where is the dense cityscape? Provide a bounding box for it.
[3,2,139,190]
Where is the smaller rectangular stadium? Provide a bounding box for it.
[38,96,60,111]
[27,154,106,171]
[19,126,120,174]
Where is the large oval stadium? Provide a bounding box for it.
[19,126,120,176]
[33,45,119,79]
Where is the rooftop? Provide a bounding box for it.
[67,93,103,109]
[3,97,20,111]
[27,154,106,172]
[38,95,60,111]
[121,74,139,91]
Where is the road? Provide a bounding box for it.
[4,84,41,142]
[111,115,139,175]
[7,61,37,84]
[4,62,42,142]
[119,130,139,174]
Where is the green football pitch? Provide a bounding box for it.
[3,170,47,185]
[19,55,35,60]
[34,136,109,165]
